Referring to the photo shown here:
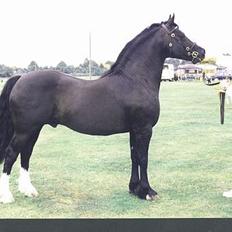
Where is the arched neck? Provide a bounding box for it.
[112,27,167,90]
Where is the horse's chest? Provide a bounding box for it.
[129,98,160,126]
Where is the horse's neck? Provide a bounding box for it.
[119,37,166,90]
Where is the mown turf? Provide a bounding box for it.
[1,80,232,218]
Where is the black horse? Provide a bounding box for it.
[0,15,205,203]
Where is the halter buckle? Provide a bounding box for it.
[192,51,199,58]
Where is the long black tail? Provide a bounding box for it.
[0,75,21,163]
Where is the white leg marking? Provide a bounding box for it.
[223,189,232,198]
[146,194,152,200]
[18,168,38,197]
[0,173,14,203]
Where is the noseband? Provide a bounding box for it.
[161,23,200,62]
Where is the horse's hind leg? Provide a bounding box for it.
[18,128,41,197]
[0,133,29,203]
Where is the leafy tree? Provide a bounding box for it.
[75,58,107,76]
[13,67,27,74]
[68,65,76,74]
[0,59,112,77]
[28,61,39,71]
[165,58,190,70]
[105,60,114,67]
[0,64,14,77]
[200,57,216,65]
[56,61,67,72]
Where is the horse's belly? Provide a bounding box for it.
[60,107,129,135]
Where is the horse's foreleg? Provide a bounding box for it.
[129,131,139,194]
[131,127,158,200]
[18,129,41,198]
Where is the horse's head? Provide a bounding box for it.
[161,14,205,64]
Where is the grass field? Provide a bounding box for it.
[1,80,232,218]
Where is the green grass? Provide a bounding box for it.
[1,80,232,218]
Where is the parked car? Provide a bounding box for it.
[161,64,174,81]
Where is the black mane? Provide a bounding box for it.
[101,23,161,78]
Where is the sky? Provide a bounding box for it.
[0,0,232,68]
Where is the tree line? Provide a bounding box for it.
[0,59,114,77]
[0,58,215,78]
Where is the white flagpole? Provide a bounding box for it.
[89,32,92,80]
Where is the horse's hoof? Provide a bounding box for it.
[129,189,136,195]
[0,191,15,204]
[19,184,38,198]
[146,194,159,201]
[24,189,38,198]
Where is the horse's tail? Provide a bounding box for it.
[0,75,21,163]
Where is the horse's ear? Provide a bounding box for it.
[167,13,175,26]
[171,13,175,22]
[167,14,172,22]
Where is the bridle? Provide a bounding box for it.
[161,23,200,62]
